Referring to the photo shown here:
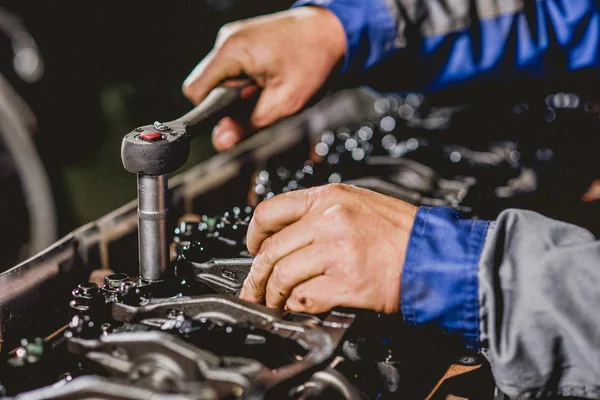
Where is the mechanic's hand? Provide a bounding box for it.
[182,7,346,151]
[239,184,418,314]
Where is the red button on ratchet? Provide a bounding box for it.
[139,132,164,142]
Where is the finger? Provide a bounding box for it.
[182,44,245,105]
[247,185,335,255]
[240,211,325,303]
[265,244,329,309]
[285,275,342,314]
[212,117,246,151]
[249,84,303,129]
[582,179,600,202]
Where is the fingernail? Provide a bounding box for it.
[215,130,238,150]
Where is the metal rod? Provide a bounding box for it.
[137,174,168,282]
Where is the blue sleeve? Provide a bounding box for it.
[292,0,600,90]
[401,207,491,349]
[291,0,399,71]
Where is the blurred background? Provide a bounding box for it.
[0,0,293,232]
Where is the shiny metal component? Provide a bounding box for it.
[292,369,368,400]
[104,273,130,290]
[67,332,255,396]
[74,282,100,297]
[138,174,169,282]
[190,257,253,296]
[9,376,212,400]
[153,121,171,132]
[108,294,354,396]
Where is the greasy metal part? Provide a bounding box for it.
[111,294,354,392]
[138,174,169,283]
[0,88,368,348]
[294,369,368,400]
[121,79,259,176]
[8,376,214,400]
[190,258,253,295]
[67,331,256,398]
[126,80,258,284]
[103,273,130,293]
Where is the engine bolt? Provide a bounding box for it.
[77,282,100,296]
[104,273,130,289]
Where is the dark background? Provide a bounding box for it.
[0,0,294,234]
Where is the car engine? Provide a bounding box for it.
[1,87,599,399]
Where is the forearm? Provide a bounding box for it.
[293,0,600,89]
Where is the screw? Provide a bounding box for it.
[153,121,171,132]
[101,323,111,335]
[77,282,100,296]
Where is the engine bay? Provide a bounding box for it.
[1,87,599,399]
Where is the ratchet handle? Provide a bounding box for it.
[121,78,260,176]
[179,78,260,128]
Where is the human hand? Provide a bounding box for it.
[239,184,418,314]
[182,7,346,151]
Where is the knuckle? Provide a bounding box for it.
[327,183,349,196]
[258,236,277,265]
[253,201,269,226]
[218,36,240,56]
[317,183,351,203]
[306,184,345,206]
[182,84,194,100]
[325,204,354,229]
[182,86,202,105]
[270,262,290,288]
[243,275,261,300]
[216,22,241,43]
[250,205,270,239]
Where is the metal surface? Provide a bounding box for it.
[300,369,368,400]
[138,174,169,282]
[121,79,259,176]
[191,258,253,295]
[128,79,259,283]
[110,294,354,393]
[9,376,212,400]
[67,332,255,397]
[0,87,377,354]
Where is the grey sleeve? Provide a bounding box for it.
[385,0,524,41]
[478,209,600,399]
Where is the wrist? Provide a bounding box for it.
[314,7,347,62]
[384,204,417,314]
[296,6,346,64]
